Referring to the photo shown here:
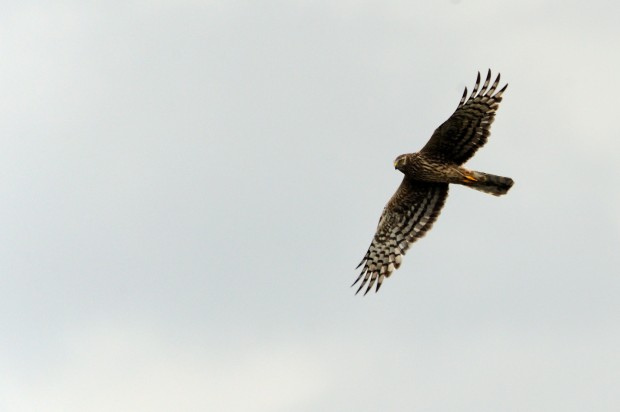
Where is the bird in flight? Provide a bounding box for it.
[353,70,514,295]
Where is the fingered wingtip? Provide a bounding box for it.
[467,69,508,100]
[351,272,363,288]
[352,268,384,296]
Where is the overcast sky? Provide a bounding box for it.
[1,1,619,411]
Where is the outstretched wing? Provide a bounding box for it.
[353,178,449,295]
[421,70,508,165]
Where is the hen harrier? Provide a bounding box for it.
[353,70,513,295]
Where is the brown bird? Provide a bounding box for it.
[353,70,514,295]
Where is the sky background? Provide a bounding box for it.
[1,1,619,411]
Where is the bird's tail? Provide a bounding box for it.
[462,171,514,196]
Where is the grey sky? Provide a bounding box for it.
[1,1,619,411]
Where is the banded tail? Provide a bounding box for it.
[464,171,514,196]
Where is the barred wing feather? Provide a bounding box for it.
[353,179,448,295]
[421,70,508,165]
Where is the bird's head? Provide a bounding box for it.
[393,154,408,172]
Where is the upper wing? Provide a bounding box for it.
[421,70,508,165]
[353,178,449,295]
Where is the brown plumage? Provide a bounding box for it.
[353,70,514,295]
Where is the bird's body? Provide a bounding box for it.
[396,152,513,195]
[353,70,513,295]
